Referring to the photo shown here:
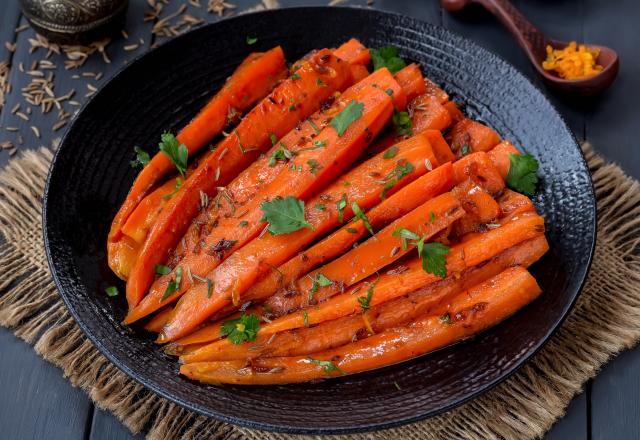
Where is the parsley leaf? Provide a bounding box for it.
[159,132,188,178]
[460,143,470,156]
[307,159,321,174]
[392,110,413,137]
[290,73,301,80]
[358,278,379,311]
[269,133,277,145]
[161,266,183,301]
[331,100,364,136]
[393,227,420,250]
[308,272,333,302]
[303,310,309,327]
[506,153,539,196]
[268,143,295,167]
[105,286,118,297]
[261,196,312,235]
[418,241,449,278]
[381,161,414,199]
[220,313,260,345]
[246,36,257,45]
[130,146,150,169]
[315,203,326,211]
[383,145,398,159]
[351,201,374,235]
[306,357,345,375]
[336,193,348,223]
[155,264,171,275]
[370,46,406,74]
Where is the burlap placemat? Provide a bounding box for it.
[0,143,638,439]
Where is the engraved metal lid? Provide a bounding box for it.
[19,0,128,44]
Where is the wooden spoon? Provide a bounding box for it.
[442,0,619,96]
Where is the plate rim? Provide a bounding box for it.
[42,5,597,434]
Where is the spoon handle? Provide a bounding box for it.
[443,0,550,60]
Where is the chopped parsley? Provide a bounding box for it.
[429,211,436,224]
[351,201,374,235]
[331,100,364,136]
[370,46,406,74]
[392,110,413,137]
[261,196,312,235]
[460,143,470,156]
[290,72,301,80]
[315,203,326,211]
[383,145,398,159]
[161,266,183,301]
[336,193,348,223]
[506,153,539,196]
[392,227,420,251]
[307,119,321,135]
[316,78,326,87]
[159,132,188,178]
[380,161,414,199]
[303,310,309,327]
[269,133,277,145]
[246,35,257,45]
[155,264,171,275]
[105,286,118,297]
[162,177,183,200]
[346,227,358,233]
[308,273,333,302]
[439,313,451,324]
[307,159,321,174]
[130,146,150,169]
[220,313,260,345]
[358,278,379,311]
[239,220,249,227]
[392,228,450,278]
[193,273,215,298]
[312,139,327,148]
[268,142,295,167]
[306,357,344,375]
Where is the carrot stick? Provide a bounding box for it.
[488,140,521,179]
[156,77,407,341]
[183,245,547,363]
[180,267,541,384]
[121,179,176,244]
[498,189,535,218]
[333,38,371,66]
[394,63,427,102]
[422,129,455,165]
[108,47,287,244]
[424,77,449,103]
[410,95,452,133]
[124,49,355,307]
[452,180,501,237]
[175,234,548,356]
[125,69,405,325]
[448,118,500,156]
[108,235,140,280]
[443,101,464,123]
[143,307,173,333]
[275,192,465,311]
[240,162,454,308]
[452,151,505,195]
[255,211,544,330]
[126,129,431,325]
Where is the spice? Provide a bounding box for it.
[542,42,603,80]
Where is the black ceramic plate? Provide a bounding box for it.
[43,6,596,434]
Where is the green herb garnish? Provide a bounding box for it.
[261,196,312,235]
[331,100,364,136]
[105,286,118,297]
[392,110,412,137]
[290,73,301,80]
[239,220,249,228]
[306,357,344,375]
[358,278,379,311]
[308,119,321,135]
[392,228,449,277]
[269,133,278,145]
[315,203,326,211]
[155,264,171,275]
[159,132,188,178]
[161,266,183,301]
[221,313,260,345]
[351,201,374,235]
[308,273,333,302]
[130,146,150,169]
[246,36,257,45]
[307,159,320,174]
[336,193,348,223]
[370,46,406,74]
[380,161,414,199]
[383,145,398,159]
[506,153,539,196]
[346,227,358,233]
[303,310,309,327]
[460,143,470,156]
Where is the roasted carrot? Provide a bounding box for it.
[394,63,427,102]
[108,47,287,245]
[125,69,405,325]
[180,267,541,384]
[273,192,465,311]
[424,77,449,103]
[488,140,521,179]
[333,38,371,66]
[240,162,454,307]
[452,180,501,237]
[443,101,464,123]
[108,235,140,280]
[143,307,173,333]
[452,151,505,195]
[422,129,456,165]
[182,245,547,363]
[447,118,501,156]
[255,211,545,330]
[175,234,548,356]
[126,129,432,325]
[124,49,355,307]
[121,179,176,244]
[410,94,452,133]
[498,189,535,218]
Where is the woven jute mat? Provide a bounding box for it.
[0,143,639,439]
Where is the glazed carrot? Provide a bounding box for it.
[121,179,176,244]
[452,180,501,237]
[182,245,547,362]
[108,47,287,245]
[448,118,501,156]
[108,235,140,280]
[278,192,465,310]
[124,49,355,307]
[419,131,453,166]
[411,95,452,133]
[175,234,548,356]
[240,162,454,307]
[349,64,370,83]
[263,211,544,321]
[180,267,541,384]
[394,63,427,102]
[424,77,449,103]
[498,189,535,218]
[333,38,371,66]
[125,70,405,324]
[443,101,464,123]
[488,140,521,179]
[452,151,505,195]
[156,78,407,340]
[126,130,431,325]
[143,307,173,333]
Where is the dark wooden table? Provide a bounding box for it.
[1,1,638,438]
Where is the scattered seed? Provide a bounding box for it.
[30,126,40,138]
[124,44,139,51]
[5,42,16,53]
[15,112,29,121]
[10,103,19,114]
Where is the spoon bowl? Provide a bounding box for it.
[442,0,619,96]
